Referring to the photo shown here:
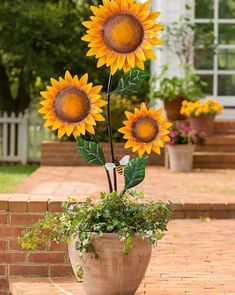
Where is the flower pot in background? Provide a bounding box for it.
[168,144,195,172]
[69,234,152,295]
[164,97,186,121]
[189,116,215,137]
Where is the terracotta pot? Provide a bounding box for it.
[68,233,152,295]
[168,144,195,172]
[189,116,215,137]
[164,97,186,121]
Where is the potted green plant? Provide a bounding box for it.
[152,68,204,121]
[181,99,224,136]
[20,1,173,295]
[167,124,205,172]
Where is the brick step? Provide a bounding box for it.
[196,135,235,152]
[194,152,235,169]
[214,120,235,134]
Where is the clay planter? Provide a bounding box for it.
[68,233,152,295]
[164,97,186,121]
[189,116,215,137]
[167,144,195,172]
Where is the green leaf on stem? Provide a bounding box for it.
[76,137,105,166]
[124,156,148,191]
[114,68,149,96]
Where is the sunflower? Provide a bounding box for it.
[118,103,172,156]
[82,0,164,75]
[38,71,107,139]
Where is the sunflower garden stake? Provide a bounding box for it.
[23,1,173,295]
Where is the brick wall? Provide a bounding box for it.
[41,141,165,166]
[0,195,73,295]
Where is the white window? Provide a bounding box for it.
[193,0,235,107]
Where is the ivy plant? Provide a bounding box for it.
[20,190,172,279]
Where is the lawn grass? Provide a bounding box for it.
[0,164,39,193]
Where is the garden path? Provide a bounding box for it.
[14,166,235,204]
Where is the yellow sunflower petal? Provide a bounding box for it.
[90,85,103,95]
[152,145,161,154]
[65,71,73,82]
[125,140,134,149]
[66,125,75,136]
[85,124,95,134]
[93,114,105,121]
[80,73,89,85]
[52,120,63,131]
[138,146,146,156]
[145,143,152,154]
[44,120,53,128]
[58,126,66,139]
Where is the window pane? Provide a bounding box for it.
[218,75,235,96]
[219,0,235,19]
[218,49,235,70]
[198,75,213,95]
[195,50,214,70]
[195,0,214,19]
[194,24,214,70]
[219,24,235,45]
[195,23,214,35]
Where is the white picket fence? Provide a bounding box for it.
[0,111,55,164]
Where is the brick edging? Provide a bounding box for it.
[1,194,235,216]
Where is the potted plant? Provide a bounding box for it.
[153,5,216,122]
[20,1,173,295]
[180,99,224,136]
[167,124,205,172]
[152,68,204,121]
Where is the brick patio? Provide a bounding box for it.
[14,166,235,204]
[9,220,235,295]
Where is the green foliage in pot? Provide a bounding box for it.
[20,190,172,279]
[150,66,205,102]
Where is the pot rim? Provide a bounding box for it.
[167,143,196,148]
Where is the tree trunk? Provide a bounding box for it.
[15,71,31,114]
[0,62,31,114]
[0,62,15,113]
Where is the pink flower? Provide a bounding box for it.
[170,130,179,138]
[182,124,192,133]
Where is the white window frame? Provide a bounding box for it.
[192,0,235,107]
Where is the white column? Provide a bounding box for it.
[150,0,188,108]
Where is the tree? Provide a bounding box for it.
[0,0,104,114]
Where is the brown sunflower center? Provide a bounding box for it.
[55,87,90,123]
[103,13,144,53]
[132,117,159,143]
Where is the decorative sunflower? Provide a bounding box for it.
[38,71,107,139]
[118,103,172,156]
[82,0,164,75]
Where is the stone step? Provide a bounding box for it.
[194,152,235,169]
[196,135,235,152]
[214,120,235,134]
